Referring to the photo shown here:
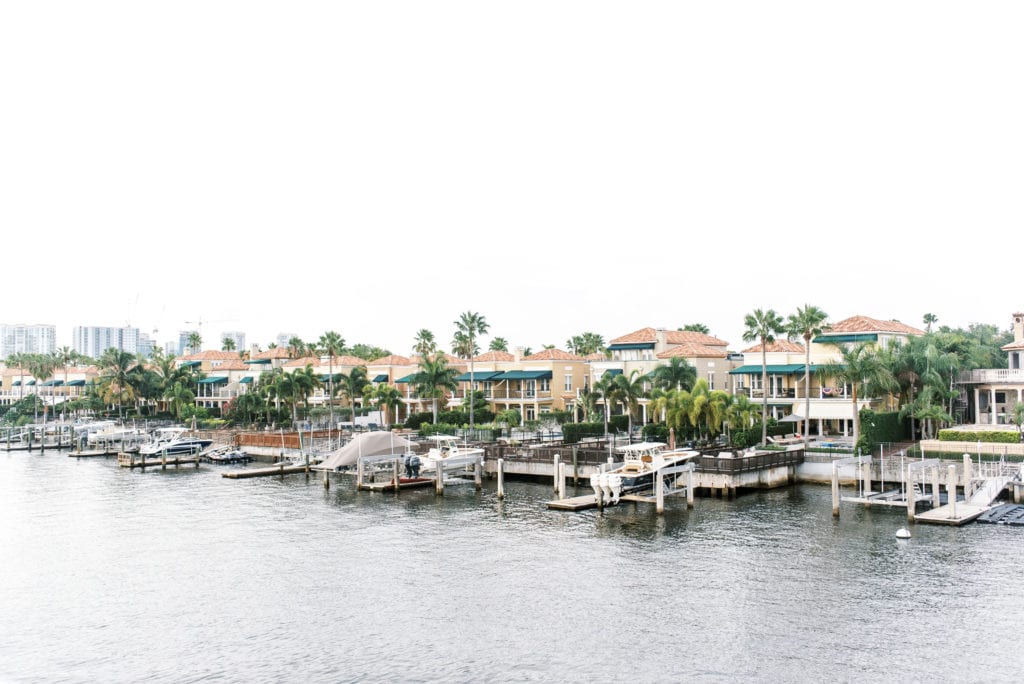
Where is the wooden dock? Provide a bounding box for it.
[546,494,599,511]
[117,452,200,469]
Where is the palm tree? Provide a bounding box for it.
[413,353,459,424]
[8,352,28,400]
[923,313,938,334]
[97,348,140,421]
[816,342,898,448]
[187,332,203,354]
[489,337,509,352]
[338,367,369,425]
[413,329,437,356]
[455,311,489,431]
[786,304,829,446]
[317,330,346,443]
[742,309,785,445]
[54,346,80,422]
[366,383,403,427]
[287,336,306,359]
[593,373,619,437]
[566,332,606,356]
[650,356,697,392]
[167,380,195,421]
[26,353,58,422]
[222,337,236,351]
[611,369,647,438]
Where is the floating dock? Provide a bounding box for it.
[117,452,200,469]
[978,503,1024,526]
[221,463,312,478]
[914,501,990,526]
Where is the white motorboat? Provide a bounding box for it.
[86,424,148,447]
[417,435,484,475]
[590,442,700,505]
[139,427,212,457]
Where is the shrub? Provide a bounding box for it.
[563,422,605,444]
[609,415,629,433]
[404,412,433,430]
[938,429,1020,444]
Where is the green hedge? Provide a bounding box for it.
[860,410,907,447]
[609,415,629,433]
[562,422,605,444]
[642,423,669,443]
[938,429,1021,443]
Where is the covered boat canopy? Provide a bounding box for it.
[315,431,417,471]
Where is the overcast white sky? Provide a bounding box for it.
[2,2,1021,356]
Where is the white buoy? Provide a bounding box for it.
[896,527,912,539]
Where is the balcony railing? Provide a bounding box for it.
[958,369,1024,384]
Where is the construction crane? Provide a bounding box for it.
[183,317,235,351]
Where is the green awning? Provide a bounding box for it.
[494,370,553,380]
[372,374,389,383]
[42,379,64,386]
[814,333,878,344]
[730,364,807,375]
[603,369,623,376]
[180,360,202,368]
[608,342,655,351]
[319,373,342,383]
[455,371,503,381]
[245,358,272,364]
[198,376,229,384]
[12,380,20,386]
[395,374,417,383]
[25,380,35,386]
[239,376,254,384]
[66,379,86,386]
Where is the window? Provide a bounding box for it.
[707,372,714,390]
[564,375,572,392]
[540,378,550,392]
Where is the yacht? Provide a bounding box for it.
[417,435,484,474]
[590,442,700,505]
[139,427,212,457]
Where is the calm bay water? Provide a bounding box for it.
[1,450,1022,683]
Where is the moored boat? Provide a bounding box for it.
[590,442,700,505]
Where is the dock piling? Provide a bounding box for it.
[323,469,330,489]
[552,454,560,493]
[435,465,444,496]
[656,471,664,514]
[497,458,505,499]
[687,469,694,508]
[556,462,566,500]
[947,465,957,520]
[831,461,840,517]
[474,457,482,491]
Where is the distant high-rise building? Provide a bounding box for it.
[72,326,141,359]
[219,331,246,352]
[0,323,56,360]
[276,333,299,349]
[178,330,200,355]
[136,333,156,359]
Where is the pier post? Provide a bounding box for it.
[932,468,941,508]
[687,469,694,508]
[556,462,566,500]
[553,454,560,492]
[656,470,664,514]
[962,453,972,499]
[572,446,579,486]
[28,427,33,452]
[474,457,482,491]
[861,458,871,496]
[906,475,916,522]
[831,461,840,517]
[356,458,364,490]
[435,463,445,495]
[947,465,958,520]
[497,458,505,499]
[323,468,330,490]
[393,459,400,492]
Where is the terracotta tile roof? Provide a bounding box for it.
[283,356,320,368]
[584,352,608,361]
[741,340,805,354]
[251,347,292,360]
[523,348,584,361]
[472,350,515,362]
[179,350,242,361]
[408,353,464,366]
[828,315,925,336]
[656,342,729,359]
[215,361,249,371]
[330,355,370,366]
[1002,341,1024,351]
[609,327,728,347]
[369,354,413,366]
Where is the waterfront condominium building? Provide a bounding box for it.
[0,323,57,360]
[72,326,141,359]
